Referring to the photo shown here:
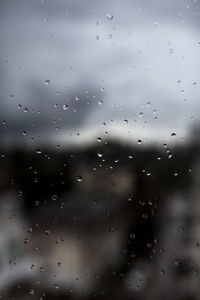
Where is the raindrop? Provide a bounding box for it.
[160,269,166,275]
[97,137,102,142]
[97,151,103,158]
[77,175,83,182]
[128,196,133,202]
[174,259,179,267]
[63,104,69,110]
[44,80,50,85]
[148,200,153,205]
[130,233,135,240]
[54,283,59,289]
[106,13,113,20]
[142,213,148,219]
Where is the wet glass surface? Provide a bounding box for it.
[1,1,200,299]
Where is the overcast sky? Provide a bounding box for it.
[1,0,200,146]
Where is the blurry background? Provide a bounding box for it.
[1,0,200,299]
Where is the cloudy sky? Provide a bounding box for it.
[0,0,200,146]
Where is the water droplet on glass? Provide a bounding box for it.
[128,196,133,202]
[97,151,103,158]
[52,194,58,201]
[130,233,135,240]
[106,13,113,20]
[174,259,179,267]
[142,213,148,219]
[77,175,83,182]
[63,104,69,110]
[160,269,166,275]
[45,80,50,85]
